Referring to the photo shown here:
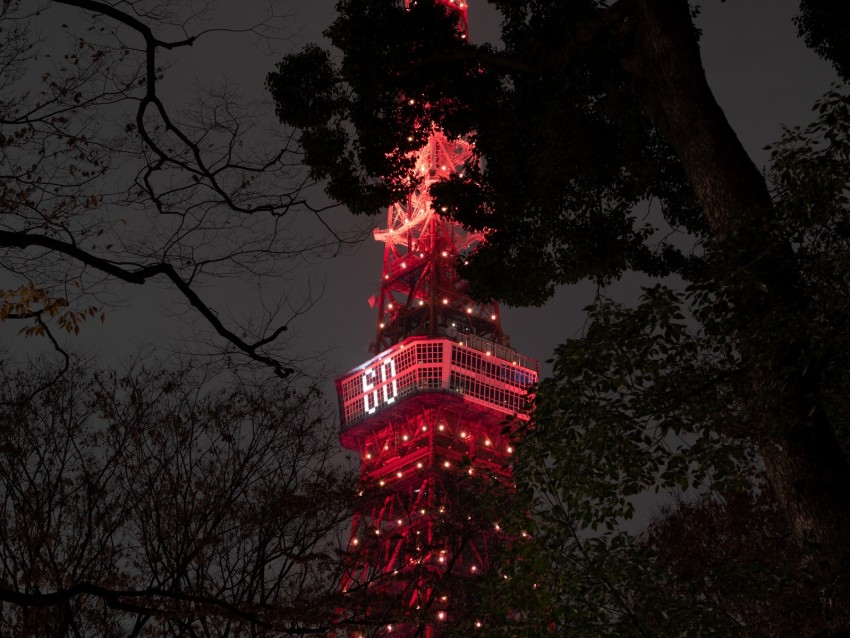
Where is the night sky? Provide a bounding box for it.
[2,1,838,392]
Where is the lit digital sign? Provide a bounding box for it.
[337,336,538,429]
[362,356,398,414]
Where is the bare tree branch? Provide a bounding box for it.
[0,0,348,377]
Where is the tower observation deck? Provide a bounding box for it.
[333,2,538,636]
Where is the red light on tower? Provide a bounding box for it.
[333,2,537,636]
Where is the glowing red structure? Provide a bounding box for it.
[334,2,537,636]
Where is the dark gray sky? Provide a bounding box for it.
[3,1,837,388]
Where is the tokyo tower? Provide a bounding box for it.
[333,1,538,636]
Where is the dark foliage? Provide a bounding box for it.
[0,356,354,636]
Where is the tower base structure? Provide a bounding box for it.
[334,334,537,636]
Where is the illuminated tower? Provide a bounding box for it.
[334,2,538,636]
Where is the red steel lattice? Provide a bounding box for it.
[334,2,537,636]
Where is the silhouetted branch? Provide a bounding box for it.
[0,230,293,376]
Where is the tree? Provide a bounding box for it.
[1,0,350,379]
[2,3,367,634]
[460,87,850,635]
[0,353,355,636]
[642,485,830,637]
[267,0,850,632]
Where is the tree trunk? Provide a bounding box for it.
[619,0,850,630]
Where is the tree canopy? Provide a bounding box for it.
[269,0,850,633]
[0,354,354,635]
[1,2,363,634]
